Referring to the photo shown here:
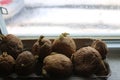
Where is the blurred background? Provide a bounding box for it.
[1,0,120,39]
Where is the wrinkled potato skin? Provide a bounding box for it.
[43,53,73,78]
[0,53,15,76]
[91,40,108,59]
[32,36,52,62]
[52,34,76,58]
[0,34,23,59]
[71,46,103,76]
[15,51,35,75]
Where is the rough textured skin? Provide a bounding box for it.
[15,51,36,75]
[71,46,106,77]
[42,53,73,78]
[91,39,108,60]
[52,33,76,58]
[32,36,52,62]
[0,52,15,76]
[95,61,109,76]
[0,34,23,59]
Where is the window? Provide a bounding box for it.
[1,0,120,41]
[1,1,120,79]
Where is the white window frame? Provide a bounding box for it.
[0,7,8,35]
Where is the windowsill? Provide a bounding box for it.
[7,26,120,39]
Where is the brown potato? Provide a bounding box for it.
[91,39,108,59]
[0,52,15,76]
[0,34,23,59]
[32,35,52,62]
[15,51,36,76]
[71,46,107,77]
[52,33,76,58]
[42,52,73,78]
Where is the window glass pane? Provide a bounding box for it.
[0,7,8,35]
[1,0,120,39]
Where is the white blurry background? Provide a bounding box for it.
[4,0,120,39]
